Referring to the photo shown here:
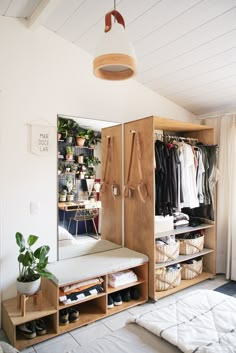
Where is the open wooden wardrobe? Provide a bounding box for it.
[124,116,217,300]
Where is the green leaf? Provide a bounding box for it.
[27,235,38,247]
[15,232,25,252]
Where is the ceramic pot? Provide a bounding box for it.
[16,277,41,296]
[76,137,86,147]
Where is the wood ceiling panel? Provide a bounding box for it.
[127,0,202,43]
[151,47,236,94]
[4,0,40,18]
[134,0,236,57]
[137,7,236,76]
[138,21,236,85]
[56,0,112,43]
[43,0,85,31]
[0,0,11,15]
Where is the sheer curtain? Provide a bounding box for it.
[205,114,236,279]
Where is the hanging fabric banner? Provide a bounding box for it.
[31,124,53,156]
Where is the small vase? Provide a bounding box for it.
[16,278,41,296]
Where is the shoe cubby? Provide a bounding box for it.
[2,278,58,350]
[2,255,148,350]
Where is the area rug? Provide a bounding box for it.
[214,280,236,297]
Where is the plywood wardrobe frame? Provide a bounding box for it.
[124,116,216,300]
[101,124,122,245]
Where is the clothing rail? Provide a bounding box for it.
[154,133,198,142]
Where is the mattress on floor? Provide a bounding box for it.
[132,289,236,353]
[68,323,181,353]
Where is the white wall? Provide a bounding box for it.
[0,16,196,304]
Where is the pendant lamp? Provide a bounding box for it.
[93,3,137,80]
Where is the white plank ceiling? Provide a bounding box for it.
[1,0,236,116]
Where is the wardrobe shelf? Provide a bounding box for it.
[155,248,214,269]
[155,223,214,239]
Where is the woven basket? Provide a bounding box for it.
[155,241,179,263]
[179,235,204,255]
[155,268,181,291]
[181,258,203,280]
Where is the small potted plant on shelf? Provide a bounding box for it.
[65,119,80,144]
[66,146,74,161]
[59,189,67,202]
[76,128,88,147]
[84,156,101,168]
[15,232,53,295]
[67,190,75,202]
[86,129,101,148]
[57,117,68,140]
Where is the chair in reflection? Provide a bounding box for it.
[68,207,99,239]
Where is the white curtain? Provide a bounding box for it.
[205,115,236,279]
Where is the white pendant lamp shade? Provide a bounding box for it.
[93,10,137,80]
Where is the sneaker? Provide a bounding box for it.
[121,289,131,302]
[130,287,140,300]
[112,292,122,306]
[59,309,69,326]
[107,295,114,309]
[68,308,79,323]
[34,319,47,336]
[18,322,36,339]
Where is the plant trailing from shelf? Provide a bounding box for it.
[57,117,68,140]
[86,129,101,148]
[15,232,53,295]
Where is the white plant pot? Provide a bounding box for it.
[16,277,41,296]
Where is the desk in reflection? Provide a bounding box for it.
[58,201,101,238]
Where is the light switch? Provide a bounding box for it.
[30,202,40,215]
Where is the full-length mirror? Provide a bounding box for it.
[57,115,122,260]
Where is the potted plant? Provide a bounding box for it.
[15,232,53,295]
[57,117,68,140]
[86,129,101,148]
[65,119,80,144]
[76,128,88,147]
[66,146,74,161]
[84,156,101,168]
[67,190,75,202]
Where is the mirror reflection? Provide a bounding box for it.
[57,115,121,260]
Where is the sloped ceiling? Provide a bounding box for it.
[1,0,236,116]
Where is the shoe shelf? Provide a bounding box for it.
[107,279,146,294]
[2,260,148,350]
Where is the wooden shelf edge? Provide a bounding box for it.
[58,292,106,309]
[155,223,214,239]
[154,272,214,300]
[107,279,145,294]
[155,248,214,269]
[15,331,57,350]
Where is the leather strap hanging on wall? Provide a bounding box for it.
[124,131,148,203]
[105,10,125,32]
[100,136,120,199]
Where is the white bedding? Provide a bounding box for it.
[132,289,236,353]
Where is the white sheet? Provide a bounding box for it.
[132,289,236,353]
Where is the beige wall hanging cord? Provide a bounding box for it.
[100,136,120,199]
[124,131,148,203]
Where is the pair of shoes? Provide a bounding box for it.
[18,319,47,339]
[59,308,79,325]
[107,293,123,309]
[130,287,140,300]
[120,287,140,302]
